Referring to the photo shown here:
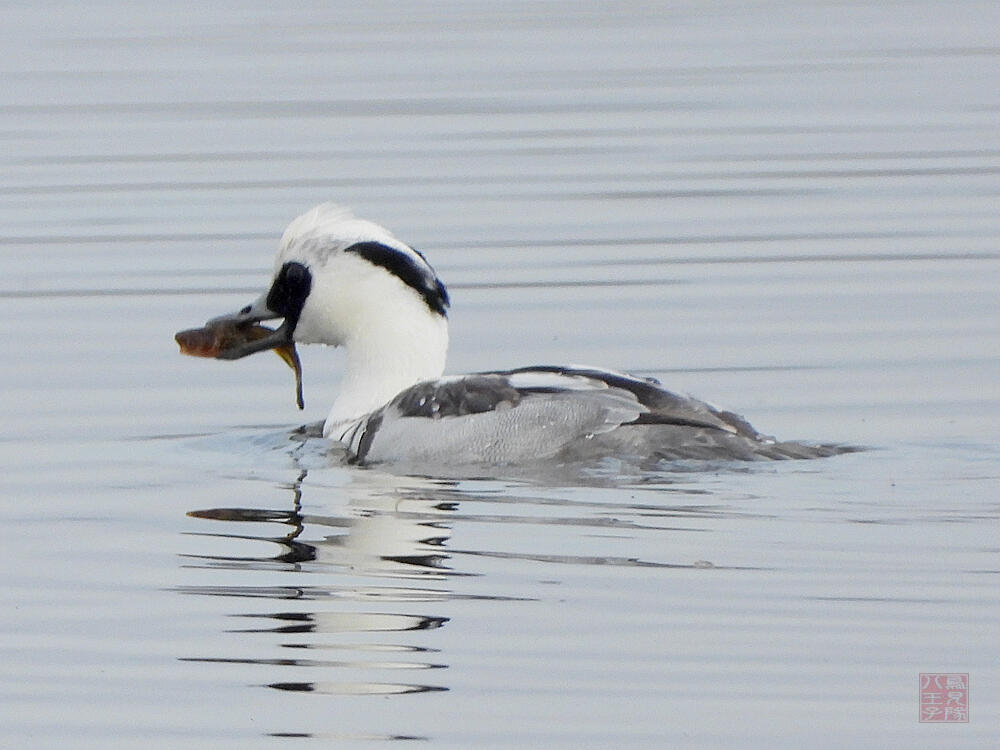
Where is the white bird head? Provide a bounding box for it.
[209,202,451,431]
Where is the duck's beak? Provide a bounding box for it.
[205,295,294,360]
[175,293,305,409]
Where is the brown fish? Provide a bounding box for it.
[175,320,304,409]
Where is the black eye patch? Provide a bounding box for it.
[266,261,312,327]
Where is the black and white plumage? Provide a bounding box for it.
[201,202,851,467]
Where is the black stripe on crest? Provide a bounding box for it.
[345,241,449,316]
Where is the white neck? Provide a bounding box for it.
[323,312,448,438]
[277,232,451,440]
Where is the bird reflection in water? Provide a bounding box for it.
[178,468,463,697]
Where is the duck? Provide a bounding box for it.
[184,202,852,467]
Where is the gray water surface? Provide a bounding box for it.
[2,2,998,747]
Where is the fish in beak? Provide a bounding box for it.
[175,299,305,410]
